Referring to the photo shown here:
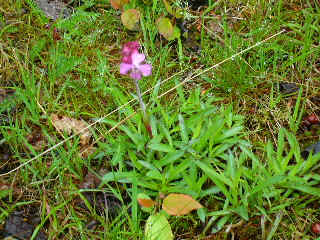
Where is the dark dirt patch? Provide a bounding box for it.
[2,211,47,240]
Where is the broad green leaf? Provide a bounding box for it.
[167,25,180,41]
[121,9,140,31]
[145,214,174,240]
[162,193,203,216]
[156,17,173,40]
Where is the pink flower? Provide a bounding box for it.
[122,41,140,64]
[120,44,152,80]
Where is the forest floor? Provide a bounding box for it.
[0,0,320,239]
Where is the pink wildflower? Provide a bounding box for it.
[121,41,140,64]
[120,42,152,80]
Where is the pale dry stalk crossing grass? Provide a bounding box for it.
[0,29,286,177]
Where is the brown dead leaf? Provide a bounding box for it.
[79,172,100,189]
[138,198,156,208]
[162,193,203,216]
[50,114,92,146]
[26,128,47,151]
[207,19,224,34]
[79,146,97,159]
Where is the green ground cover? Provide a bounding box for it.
[0,0,320,239]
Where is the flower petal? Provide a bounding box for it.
[120,63,133,74]
[132,51,145,66]
[122,55,132,64]
[122,41,140,57]
[130,71,142,80]
[139,64,152,77]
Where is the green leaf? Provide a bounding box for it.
[121,9,140,31]
[178,114,188,143]
[197,208,207,223]
[0,189,12,199]
[148,143,175,152]
[145,214,174,240]
[162,0,183,18]
[155,150,185,168]
[162,0,174,15]
[146,170,163,180]
[232,205,249,220]
[195,160,235,205]
[281,182,320,197]
[156,17,173,40]
[101,172,135,184]
[167,25,180,41]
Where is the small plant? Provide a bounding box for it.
[119,41,152,136]
[138,193,203,240]
[100,88,247,238]
[111,0,183,40]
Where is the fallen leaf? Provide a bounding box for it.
[50,114,92,146]
[26,127,47,151]
[53,27,61,41]
[156,17,173,40]
[162,193,203,216]
[121,9,140,31]
[304,113,320,126]
[79,146,97,159]
[110,0,129,10]
[79,172,100,189]
[138,198,156,208]
[279,82,299,95]
[312,223,320,234]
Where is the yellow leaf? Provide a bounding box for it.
[162,193,203,216]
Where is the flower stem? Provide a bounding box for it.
[134,79,146,116]
[134,79,152,137]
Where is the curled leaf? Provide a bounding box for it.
[121,9,140,31]
[162,193,203,216]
